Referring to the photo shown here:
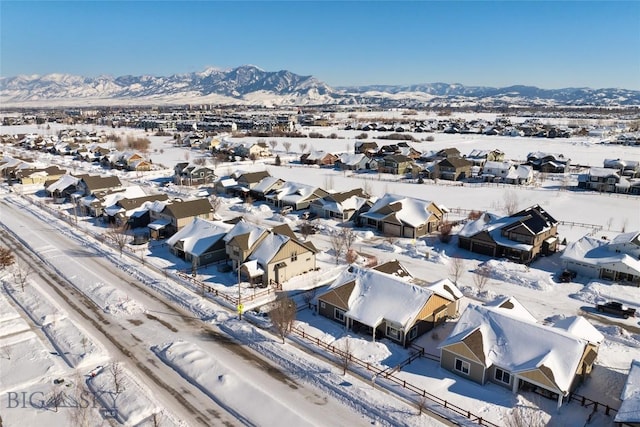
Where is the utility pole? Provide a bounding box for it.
[237,262,242,320]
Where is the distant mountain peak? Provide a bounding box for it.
[1,65,638,107]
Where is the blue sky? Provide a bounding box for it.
[1,1,639,89]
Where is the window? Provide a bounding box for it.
[386,325,401,341]
[455,358,470,375]
[320,301,326,309]
[408,326,418,341]
[495,368,511,384]
[291,251,297,262]
[334,308,345,322]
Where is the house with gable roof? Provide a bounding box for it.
[309,188,371,222]
[457,205,559,264]
[316,263,462,346]
[265,181,329,210]
[147,198,214,239]
[439,298,603,409]
[167,218,233,266]
[249,176,285,200]
[336,153,378,171]
[561,231,640,284]
[242,224,317,287]
[359,193,444,238]
[300,151,339,166]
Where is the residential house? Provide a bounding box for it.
[76,175,123,197]
[577,167,625,193]
[309,188,371,221]
[354,141,379,156]
[235,170,271,192]
[316,264,462,346]
[103,193,170,227]
[457,205,559,264]
[243,225,317,287]
[167,218,233,266]
[481,161,514,182]
[45,174,83,202]
[336,153,378,171]
[466,149,505,166]
[603,159,640,178]
[147,198,214,239]
[174,162,216,186]
[526,152,570,173]
[79,185,147,217]
[439,298,603,409]
[380,154,415,175]
[224,222,317,287]
[16,165,67,185]
[235,142,271,158]
[615,359,640,427]
[561,231,640,284]
[300,151,339,166]
[437,157,473,181]
[249,176,285,200]
[265,181,329,210]
[504,165,534,185]
[359,193,444,238]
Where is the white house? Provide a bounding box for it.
[561,231,640,284]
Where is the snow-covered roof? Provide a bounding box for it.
[589,167,620,178]
[248,233,290,265]
[426,278,464,301]
[100,186,147,208]
[223,221,268,248]
[439,303,592,394]
[562,235,640,275]
[166,218,232,256]
[616,359,640,424]
[46,174,80,192]
[252,176,282,193]
[361,193,437,228]
[325,265,440,330]
[484,296,537,323]
[457,212,508,238]
[267,181,318,202]
[552,316,604,345]
[338,153,367,165]
[241,259,264,277]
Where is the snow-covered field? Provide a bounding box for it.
[1,116,639,426]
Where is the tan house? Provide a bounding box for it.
[17,165,67,185]
[380,154,414,175]
[437,157,473,181]
[300,151,339,166]
[317,263,462,346]
[457,205,559,264]
[439,298,603,409]
[225,222,317,287]
[147,198,214,239]
[359,193,444,238]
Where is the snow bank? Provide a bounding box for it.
[482,259,554,291]
[42,318,107,369]
[89,364,162,425]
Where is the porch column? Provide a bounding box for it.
[511,376,519,393]
[556,393,563,411]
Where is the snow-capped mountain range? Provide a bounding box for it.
[1,65,639,107]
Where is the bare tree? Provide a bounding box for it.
[341,228,357,250]
[339,338,352,375]
[282,141,292,153]
[209,194,222,216]
[330,232,346,265]
[0,247,15,269]
[299,143,308,153]
[449,256,465,285]
[361,179,372,197]
[473,264,491,292]
[106,223,129,257]
[269,293,297,344]
[1,346,11,360]
[268,140,278,151]
[109,361,125,394]
[302,287,317,309]
[12,260,33,292]
[502,190,520,215]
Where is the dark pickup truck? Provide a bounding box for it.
[596,301,636,319]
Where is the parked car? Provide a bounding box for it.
[596,301,636,319]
